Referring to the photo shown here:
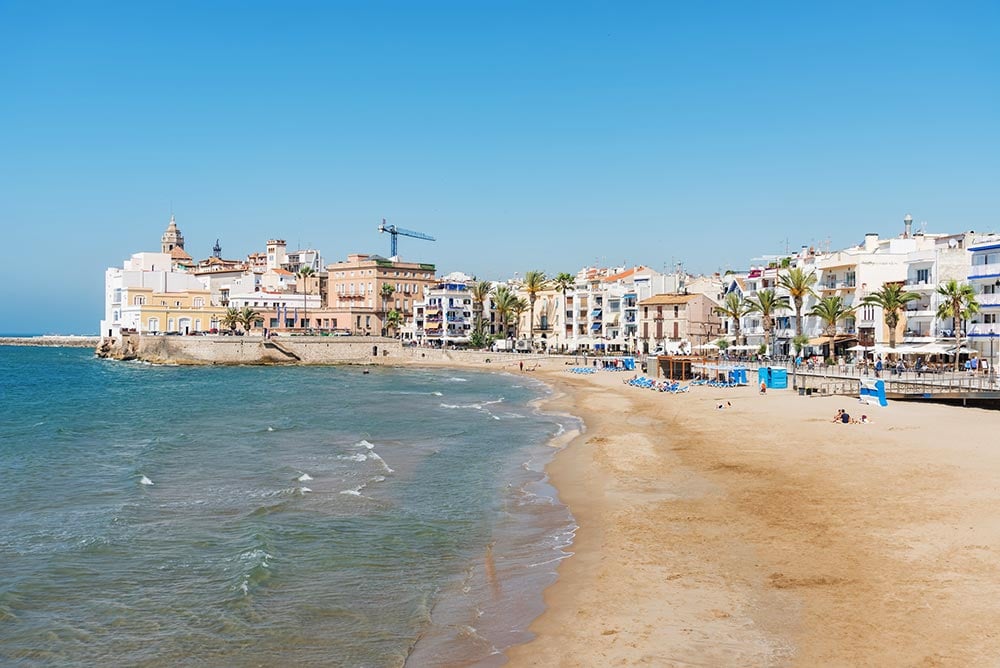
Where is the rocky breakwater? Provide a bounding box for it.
[1,335,102,348]
[96,334,404,365]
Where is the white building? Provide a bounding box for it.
[966,235,1000,366]
[99,251,212,337]
[412,272,476,345]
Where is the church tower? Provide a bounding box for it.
[161,214,185,253]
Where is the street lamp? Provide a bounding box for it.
[990,332,998,387]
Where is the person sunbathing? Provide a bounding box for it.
[833,409,844,423]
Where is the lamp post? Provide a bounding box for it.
[990,332,997,388]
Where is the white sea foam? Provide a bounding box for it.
[267,426,275,432]
[299,487,312,494]
[139,475,154,486]
[356,439,376,450]
[446,377,468,382]
[340,487,363,496]
[368,452,394,474]
[432,391,443,396]
[339,453,367,462]
[296,473,313,482]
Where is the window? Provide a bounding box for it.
[113,288,122,304]
[133,296,146,306]
[193,297,204,307]
[147,317,159,331]
[916,268,930,284]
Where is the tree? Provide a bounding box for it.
[491,285,516,340]
[861,282,920,349]
[222,306,241,333]
[522,270,548,347]
[714,292,753,345]
[297,266,315,330]
[936,279,980,371]
[511,297,529,339]
[777,267,818,337]
[470,280,493,343]
[384,309,402,338]
[746,289,790,354]
[808,296,855,362]
[380,282,396,336]
[239,306,262,335]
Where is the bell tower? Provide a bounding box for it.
[161,214,185,253]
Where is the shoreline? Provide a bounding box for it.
[26,346,1000,663]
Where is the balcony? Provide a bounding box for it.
[969,264,1000,279]
[976,293,1000,307]
[904,280,934,291]
[968,323,1000,336]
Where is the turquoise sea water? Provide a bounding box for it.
[0,347,577,667]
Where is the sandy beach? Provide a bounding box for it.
[462,358,1000,667]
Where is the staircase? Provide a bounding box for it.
[263,339,301,361]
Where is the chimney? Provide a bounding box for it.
[903,213,913,238]
[864,233,879,251]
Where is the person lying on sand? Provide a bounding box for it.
[833,409,844,423]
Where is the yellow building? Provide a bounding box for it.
[123,286,227,334]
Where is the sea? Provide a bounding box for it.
[0,346,579,667]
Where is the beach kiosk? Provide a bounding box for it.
[757,366,788,390]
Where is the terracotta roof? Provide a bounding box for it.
[603,265,649,283]
[170,246,192,260]
[639,293,699,306]
[272,268,294,276]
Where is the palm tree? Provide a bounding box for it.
[511,297,529,339]
[714,292,753,345]
[384,309,402,338]
[297,266,315,330]
[778,267,818,338]
[239,306,262,335]
[470,280,493,341]
[746,288,790,355]
[491,285,516,342]
[522,270,548,347]
[808,296,855,362]
[936,279,980,371]
[222,306,241,334]
[380,283,396,336]
[861,282,920,349]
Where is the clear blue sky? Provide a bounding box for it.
[2,1,998,334]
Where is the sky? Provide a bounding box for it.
[2,1,998,334]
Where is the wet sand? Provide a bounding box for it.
[489,360,1000,667]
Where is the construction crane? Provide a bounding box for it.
[377,218,435,257]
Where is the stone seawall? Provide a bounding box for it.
[96,335,404,365]
[95,334,554,367]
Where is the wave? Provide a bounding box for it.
[296,473,313,482]
[339,453,368,462]
[233,546,274,597]
[439,398,504,411]
[368,452,394,474]
[139,475,154,486]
